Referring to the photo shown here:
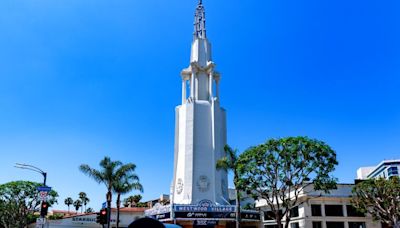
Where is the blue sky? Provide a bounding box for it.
[0,0,399,211]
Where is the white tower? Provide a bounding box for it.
[171,0,229,205]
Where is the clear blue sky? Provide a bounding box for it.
[0,0,399,211]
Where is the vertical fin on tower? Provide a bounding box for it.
[193,0,206,40]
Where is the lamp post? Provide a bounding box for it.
[15,163,48,227]
[15,163,47,186]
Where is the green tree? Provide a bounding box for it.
[64,197,73,213]
[79,156,122,228]
[78,192,90,213]
[0,181,58,227]
[216,145,241,228]
[123,195,143,207]
[352,176,400,228]
[85,207,94,213]
[113,164,143,228]
[73,199,82,213]
[237,137,338,228]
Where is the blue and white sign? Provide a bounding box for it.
[102,202,106,209]
[36,186,51,192]
[174,199,235,213]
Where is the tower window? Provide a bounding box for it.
[326,222,345,228]
[348,222,366,228]
[346,205,365,217]
[325,205,343,216]
[388,166,398,176]
[312,221,322,228]
[311,204,322,216]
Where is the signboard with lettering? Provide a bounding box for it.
[145,199,260,222]
[145,204,171,216]
[36,186,51,192]
[36,218,46,225]
[241,211,261,220]
[174,200,235,213]
[194,220,218,226]
[175,212,235,219]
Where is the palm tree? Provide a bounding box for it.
[123,199,130,208]
[73,199,82,213]
[124,194,142,207]
[113,163,143,228]
[64,197,73,213]
[216,145,241,228]
[78,192,90,213]
[79,156,123,228]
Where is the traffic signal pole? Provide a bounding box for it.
[15,163,48,228]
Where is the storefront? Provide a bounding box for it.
[145,200,260,228]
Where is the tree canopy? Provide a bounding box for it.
[237,136,338,228]
[352,176,400,228]
[0,181,58,227]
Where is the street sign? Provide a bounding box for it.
[37,186,51,192]
[39,191,48,201]
[36,217,46,225]
[102,202,106,209]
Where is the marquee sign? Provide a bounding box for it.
[144,200,260,221]
[174,199,235,213]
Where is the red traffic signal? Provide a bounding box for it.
[40,202,49,216]
[96,209,108,225]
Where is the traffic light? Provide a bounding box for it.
[40,201,49,217]
[96,209,107,224]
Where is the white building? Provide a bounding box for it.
[356,159,400,180]
[170,0,229,206]
[145,1,260,227]
[29,208,147,228]
[256,184,382,228]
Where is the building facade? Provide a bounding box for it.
[357,160,400,180]
[29,208,147,228]
[256,184,382,228]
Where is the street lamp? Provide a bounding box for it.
[15,163,47,186]
[15,163,48,227]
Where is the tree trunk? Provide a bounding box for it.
[106,191,112,228]
[284,215,290,228]
[276,215,283,228]
[235,188,241,228]
[116,193,121,228]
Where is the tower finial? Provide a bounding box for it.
[193,0,206,40]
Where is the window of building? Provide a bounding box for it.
[325,205,343,216]
[311,204,322,216]
[346,205,365,217]
[264,210,282,221]
[290,222,299,228]
[326,222,345,228]
[348,222,366,228]
[388,166,399,176]
[290,206,299,218]
[312,221,322,228]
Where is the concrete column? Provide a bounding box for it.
[321,203,327,228]
[208,72,213,100]
[215,79,220,101]
[182,79,186,104]
[190,72,195,99]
